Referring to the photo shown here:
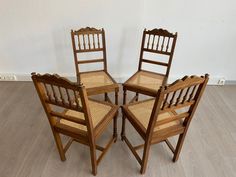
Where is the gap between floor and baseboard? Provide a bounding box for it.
[0,73,234,85]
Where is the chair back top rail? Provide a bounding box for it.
[71,27,104,51]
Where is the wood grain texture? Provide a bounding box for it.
[0,82,236,177]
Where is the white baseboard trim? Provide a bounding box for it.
[113,75,230,85]
[5,74,77,82]
[225,80,236,85]
[0,73,234,85]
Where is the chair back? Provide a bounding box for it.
[31,73,94,134]
[71,27,107,83]
[147,74,209,135]
[138,28,177,78]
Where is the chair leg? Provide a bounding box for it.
[123,88,127,105]
[104,93,108,102]
[89,144,97,175]
[140,142,151,174]
[113,114,118,142]
[135,92,139,101]
[121,114,126,141]
[115,90,119,105]
[53,131,66,161]
[173,133,186,162]
[121,88,127,141]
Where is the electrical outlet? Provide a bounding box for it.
[0,74,17,81]
[218,78,225,85]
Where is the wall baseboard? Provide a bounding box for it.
[1,73,235,85]
[14,74,77,82]
[225,80,236,85]
[112,75,231,85]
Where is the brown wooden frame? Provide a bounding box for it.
[123,28,178,104]
[31,72,119,176]
[121,74,209,174]
[71,27,119,105]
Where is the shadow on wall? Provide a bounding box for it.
[117,27,143,80]
[51,27,75,76]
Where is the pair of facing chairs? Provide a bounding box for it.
[70,27,177,105]
[32,27,209,175]
[32,73,209,175]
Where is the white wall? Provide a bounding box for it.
[0,0,235,83]
[141,0,236,83]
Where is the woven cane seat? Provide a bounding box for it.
[124,71,165,93]
[59,99,114,131]
[80,71,114,89]
[127,99,181,132]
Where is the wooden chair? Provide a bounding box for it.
[121,74,209,174]
[31,73,119,175]
[123,28,177,104]
[71,27,119,105]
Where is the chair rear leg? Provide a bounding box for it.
[123,88,127,104]
[53,131,66,161]
[113,114,118,142]
[121,88,127,141]
[104,93,108,102]
[135,92,139,101]
[115,90,119,105]
[121,113,126,141]
[173,133,186,162]
[89,144,97,175]
[140,142,151,174]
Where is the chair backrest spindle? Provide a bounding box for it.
[147,74,209,136]
[31,73,94,131]
[138,28,178,79]
[71,27,108,83]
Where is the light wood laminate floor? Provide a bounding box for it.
[0,82,235,177]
